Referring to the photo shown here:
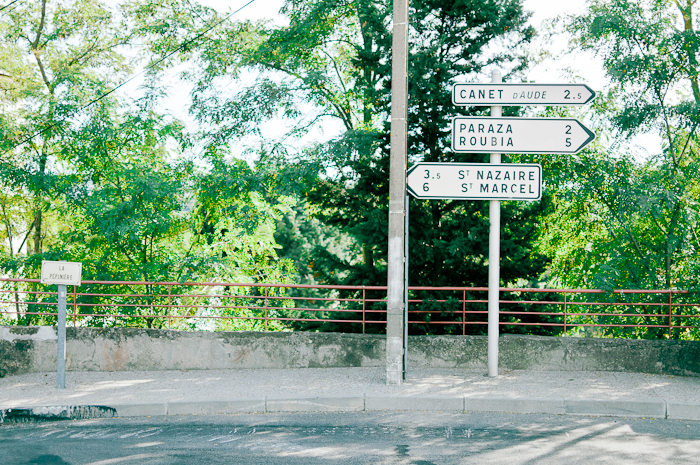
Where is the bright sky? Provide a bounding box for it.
[523,0,607,88]
[225,0,606,86]
[143,0,660,154]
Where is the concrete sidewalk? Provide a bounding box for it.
[2,368,700,422]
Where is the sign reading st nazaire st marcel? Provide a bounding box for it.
[407,163,542,201]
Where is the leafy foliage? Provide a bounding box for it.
[548,0,700,294]
[130,0,547,334]
[2,0,698,340]
[0,0,298,328]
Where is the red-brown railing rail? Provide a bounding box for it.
[0,278,697,339]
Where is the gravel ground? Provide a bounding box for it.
[1,368,699,408]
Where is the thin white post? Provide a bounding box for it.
[57,284,67,389]
[488,69,502,377]
[403,194,409,380]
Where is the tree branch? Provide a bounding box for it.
[31,0,47,50]
[1,200,14,256]
[17,218,36,254]
[258,61,354,130]
[31,51,52,93]
[676,119,699,165]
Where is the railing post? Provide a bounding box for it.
[668,290,673,339]
[362,288,366,334]
[168,284,172,329]
[13,280,20,322]
[563,292,567,335]
[264,287,268,331]
[462,289,466,336]
[72,285,77,328]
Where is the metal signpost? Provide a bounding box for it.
[487,70,502,378]
[40,260,82,389]
[451,74,596,377]
[453,83,596,106]
[402,73,596,379]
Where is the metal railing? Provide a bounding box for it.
[0,278,697,338]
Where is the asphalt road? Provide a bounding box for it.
[2,412,699,465]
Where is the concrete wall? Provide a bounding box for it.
[1,326,699,377]
[410,334,700,376]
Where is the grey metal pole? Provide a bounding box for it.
[403,194,409,380]
[386,0,409,385]
[488,69,502,377]
[57,284,67,389]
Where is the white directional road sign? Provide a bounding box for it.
[453,83,596,106]
[452,117,595,154]
[407,163,542,201]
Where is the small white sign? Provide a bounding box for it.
[407,163,541,201]
[40,261,82,286]
[451,117,595,154]
[452,83,596,106]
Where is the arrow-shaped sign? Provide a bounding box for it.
[453,83,596,106]
[452,117,595,154]
[407,163,542,201]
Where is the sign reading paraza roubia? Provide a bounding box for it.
[451,117,595,154]
[407,163,542,201]
[40,261,82,286]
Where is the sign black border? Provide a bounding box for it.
[452,83,596,106]
[451,117,595,154]
[406,162,543,201]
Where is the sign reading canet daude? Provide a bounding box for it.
[40,261,82,286]
[452,117,595,154]
[453,83,596,106]
[407,163,541,201]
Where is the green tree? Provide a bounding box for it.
[174,0,544,334]
[0,0,298,329]
[549,0,700,292]
[0,0,133,255]
[520,0,700,340]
